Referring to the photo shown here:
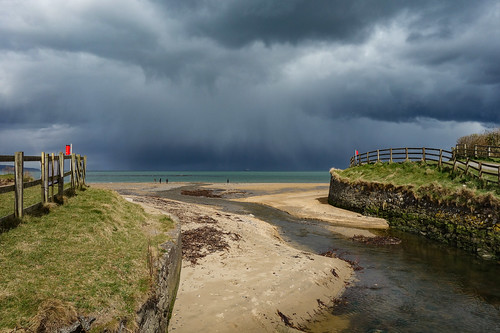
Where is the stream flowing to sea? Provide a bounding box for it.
[89,171,500,332]
[156,186,500,333]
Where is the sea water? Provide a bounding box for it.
[86,170,330,183]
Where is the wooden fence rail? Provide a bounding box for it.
[0,152,87,222]
[454,144,500,159]
[349,147,500,186]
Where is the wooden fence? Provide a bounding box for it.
[454,144,500,159]
[349,147,500,186]
[0,152,86,222]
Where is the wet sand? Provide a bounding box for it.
[91,182,387,331]
[200,183,388,237]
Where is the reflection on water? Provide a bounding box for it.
[157,187,500,333]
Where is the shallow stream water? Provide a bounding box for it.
[156,186,500,333]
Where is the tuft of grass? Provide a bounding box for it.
[335,162,500,199]
[0,187,174,331]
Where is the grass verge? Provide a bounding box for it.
[335,161,500,200]
[1,180,72,220]
[0,187,174,332]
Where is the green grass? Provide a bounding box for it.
[0,181,72,218]
[335,161,500,199]
[0,187,174,331]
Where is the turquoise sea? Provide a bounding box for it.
[86,171,330,183]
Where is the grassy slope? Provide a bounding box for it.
[0,187,173,331]
[335,162,500,199]
[0,178,73,219]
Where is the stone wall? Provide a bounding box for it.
[136,222,182,332]
[328,172,500,260]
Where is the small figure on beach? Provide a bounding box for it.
[166,178,168,183]
[159,178,162,184]
[227,178,229,183]
[154,178,156,183]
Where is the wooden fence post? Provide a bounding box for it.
[50,153,55,202]
[405,148,409,162]
[41,152,48,204]
[474,145,478,158]
[14,151,24,219]
[366,152,370,164]
[479,162,483,179]
[44,153,49,203]
[465,158,470,175]
[439,149,443,168]
[464,144,467,157]
[422,147,426,163]
[377,150,380,162]
[58,152,64,197]
[83,155,87,185]
[76,154,81,188]
[71,153,76,189]
[390,148,393,163]
[488,146,491,159]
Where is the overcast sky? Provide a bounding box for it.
[1,0,499,170]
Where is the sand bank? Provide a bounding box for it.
[92,183,355,331]
[202,183,389,237]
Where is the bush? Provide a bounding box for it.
[457,128,500,147]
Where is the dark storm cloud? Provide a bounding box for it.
[1,0,499,170]
[161,0,481,47]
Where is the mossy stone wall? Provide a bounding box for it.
[328,174,500,260]
[136,222,182,331]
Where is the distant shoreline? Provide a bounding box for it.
[86,170,332,184]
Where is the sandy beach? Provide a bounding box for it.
[92,182,388,331]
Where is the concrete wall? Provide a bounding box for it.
[328,172,500,260]
[136,223,182,332]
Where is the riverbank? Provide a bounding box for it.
[328,169,500,260]
[92,182,370,331]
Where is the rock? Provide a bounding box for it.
[59,316,96,333]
